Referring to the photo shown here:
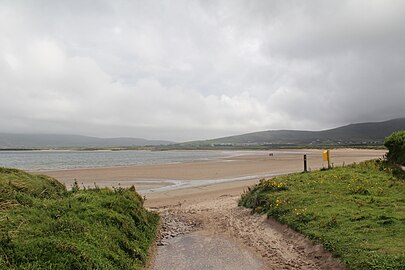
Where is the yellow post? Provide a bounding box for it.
[323,150,328,161]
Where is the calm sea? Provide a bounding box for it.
[0,150,231,171]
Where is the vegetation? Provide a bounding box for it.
[240,161,405,269]
[384,130,405,165]
[0,168,159,270]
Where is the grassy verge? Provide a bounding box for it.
[0,168,159,269]
[240,160,405,269]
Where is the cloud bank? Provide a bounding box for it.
[1,0,404,141]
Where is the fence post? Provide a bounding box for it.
[327,150,331,169]
[304,154,308,172]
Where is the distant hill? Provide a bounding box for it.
[184,118,405,147]
[0,134,173,149]
[2,118,404,149]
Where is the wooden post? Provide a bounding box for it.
[304,154,308,172]
[327,150,331,169]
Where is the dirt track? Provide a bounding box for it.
[147,190,345,270]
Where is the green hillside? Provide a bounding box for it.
[0,168,158,269]
[0,134,173,149]
[184,118,405,147]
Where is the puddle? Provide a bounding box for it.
[153,233,263,270]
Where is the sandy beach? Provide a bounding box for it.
[41,148,386,194]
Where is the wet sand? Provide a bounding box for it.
[153,233,263,270]
[40,148,386,193]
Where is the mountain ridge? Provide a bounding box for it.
[0,133,173,149]
[183,118,405,146]
[1,118,404,149]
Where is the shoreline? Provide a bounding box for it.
[38,149,386,193]
[9,149,257,173]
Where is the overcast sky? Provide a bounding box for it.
[1,0,404,141]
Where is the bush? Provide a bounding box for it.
[384,131,405,165]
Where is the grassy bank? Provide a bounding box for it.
[0,168,159,269]
[240,161,405,269]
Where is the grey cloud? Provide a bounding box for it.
[0,0,404,141]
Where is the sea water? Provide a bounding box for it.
[0,150,230,171]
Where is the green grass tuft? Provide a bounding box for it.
[240,160,405,269]
[0,168,158,270]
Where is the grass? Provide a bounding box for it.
[0,168,159,270]
[240,160,405,269]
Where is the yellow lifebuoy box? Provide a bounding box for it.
[323,150,331,168]
[323,150,329,161]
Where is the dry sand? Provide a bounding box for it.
[42,148,386,193]
[41,149,385,269]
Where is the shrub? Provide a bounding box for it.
[384,131,405,165]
